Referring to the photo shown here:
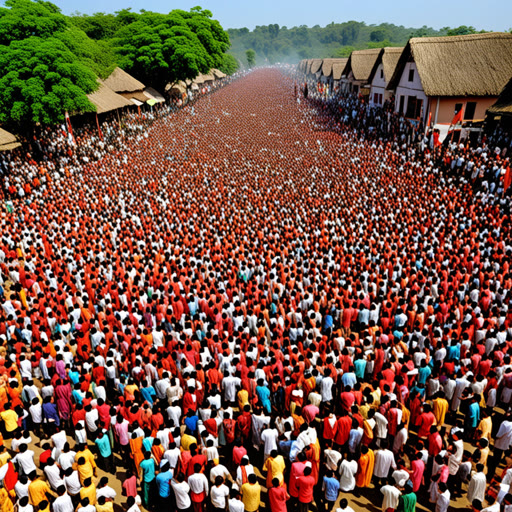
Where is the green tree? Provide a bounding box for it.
[245,49,256,67]
[446,25,482,36]
[0,36,98,128]
[219,53,238,74]
[112,8,229,90]
[370,29,387,42]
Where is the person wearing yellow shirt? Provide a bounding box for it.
[28,474,51,507]
[263,450,286,488]
[237,389,249,411]
[79,478,96,506]
[432,391,449,427]
[76,457,94,485]
[0,404,18,439]
[181,430,197,451]
[76,445,97,472]
[241,474,261,512]
[0,486,13,512]
[477,409,492,441]
[0,446,10,468]
[95,496,114,512]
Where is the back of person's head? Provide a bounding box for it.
[248,473,257,484]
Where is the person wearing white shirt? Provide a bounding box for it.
[53,486,74,512]
[338,457,357,492]
[12,445,37,476]
[467,465,487,504]
[380,482,401,512]
[14,475,30,499]
[210,477,230,510]
[44,459,65,491]
[435,482,450,512]
[228,494,245,512]
[188,466,209,501]
[260,426,279,458]
[171,475,191,511]
[63,467,82,500]
[374,444,397,483]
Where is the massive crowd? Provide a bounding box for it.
[0,67,511,512]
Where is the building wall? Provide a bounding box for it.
[393,62,429,121]
[432,96,498,124]
[370,85,385,106]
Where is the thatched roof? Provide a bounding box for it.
[201,73,215,83]
[343,48,381,81]
[119,91,149,103]
[144,87,166,103]
[387,33,512,97]
[488,76,512,115]
[321,59,335,77]
[0,127,20,151]
[309,59,323,75]
[103,67,145,94]
[87,82,133,114]
[368,47,404,84]
[332,59,349,80]
[212,69,226,79]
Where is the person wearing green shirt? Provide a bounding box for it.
[139,451,156,508]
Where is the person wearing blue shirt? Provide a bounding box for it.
[141,381,156,406]
[466,395,481,440]
[184,410,199,434]
[418,360,431,386]
[139,451,156,508]
[322,469,341,511]
[256,379,271,414]
[156,461,173,507]
[95,430,114,474]
[354,356,366,380]
[341,367,357,389]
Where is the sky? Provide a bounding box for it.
[49,0,512,32]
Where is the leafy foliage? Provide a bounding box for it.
[246,49,256,67]
[219,53,239,75]
[0,36,98,127]
[110,8,230,90]
[227,21,489,65]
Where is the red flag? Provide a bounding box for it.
[451,107,464,126]
[65,111,75,144]
[433,131,441,147]
[427,111,432,127]
[504,166,511,192]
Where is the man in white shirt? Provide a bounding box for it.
[435,482,450,512]
[210,476,230,510]
[12,444,37,476]
[53,486,74,512]
[188,464,209,503]
[171,474,191,511]
[467,464,486,504]
[380,480,401,512]
[44,458,65,491]
[260,425,279,460]
[374,442,397,486]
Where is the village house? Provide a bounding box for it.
[367,47,404,107]
[339,48,381,95]
[386,33,512,128]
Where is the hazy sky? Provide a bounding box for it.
[45,0,511,32]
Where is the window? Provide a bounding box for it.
[399,95,405,115]
[408,68,414,82]
[405,96,417,118]
[454,103,463,115]
[380,68,384,79]
[464,102,477,121]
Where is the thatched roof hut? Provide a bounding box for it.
[103,67,145,94]
[144,87,166,103]
[0,127,21,151]
[87,82,133,114]
[212,69,226,79]
[309,59,323,76]
[342,48,381,82]
[488,77,512,116]
[368,47,404,84]
[332,59,348,81]
[387,33,512,97]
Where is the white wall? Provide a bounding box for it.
[393,62,429,121]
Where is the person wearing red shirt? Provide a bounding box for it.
[296,465,315,512]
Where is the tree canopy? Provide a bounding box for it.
[227,21,490,65]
